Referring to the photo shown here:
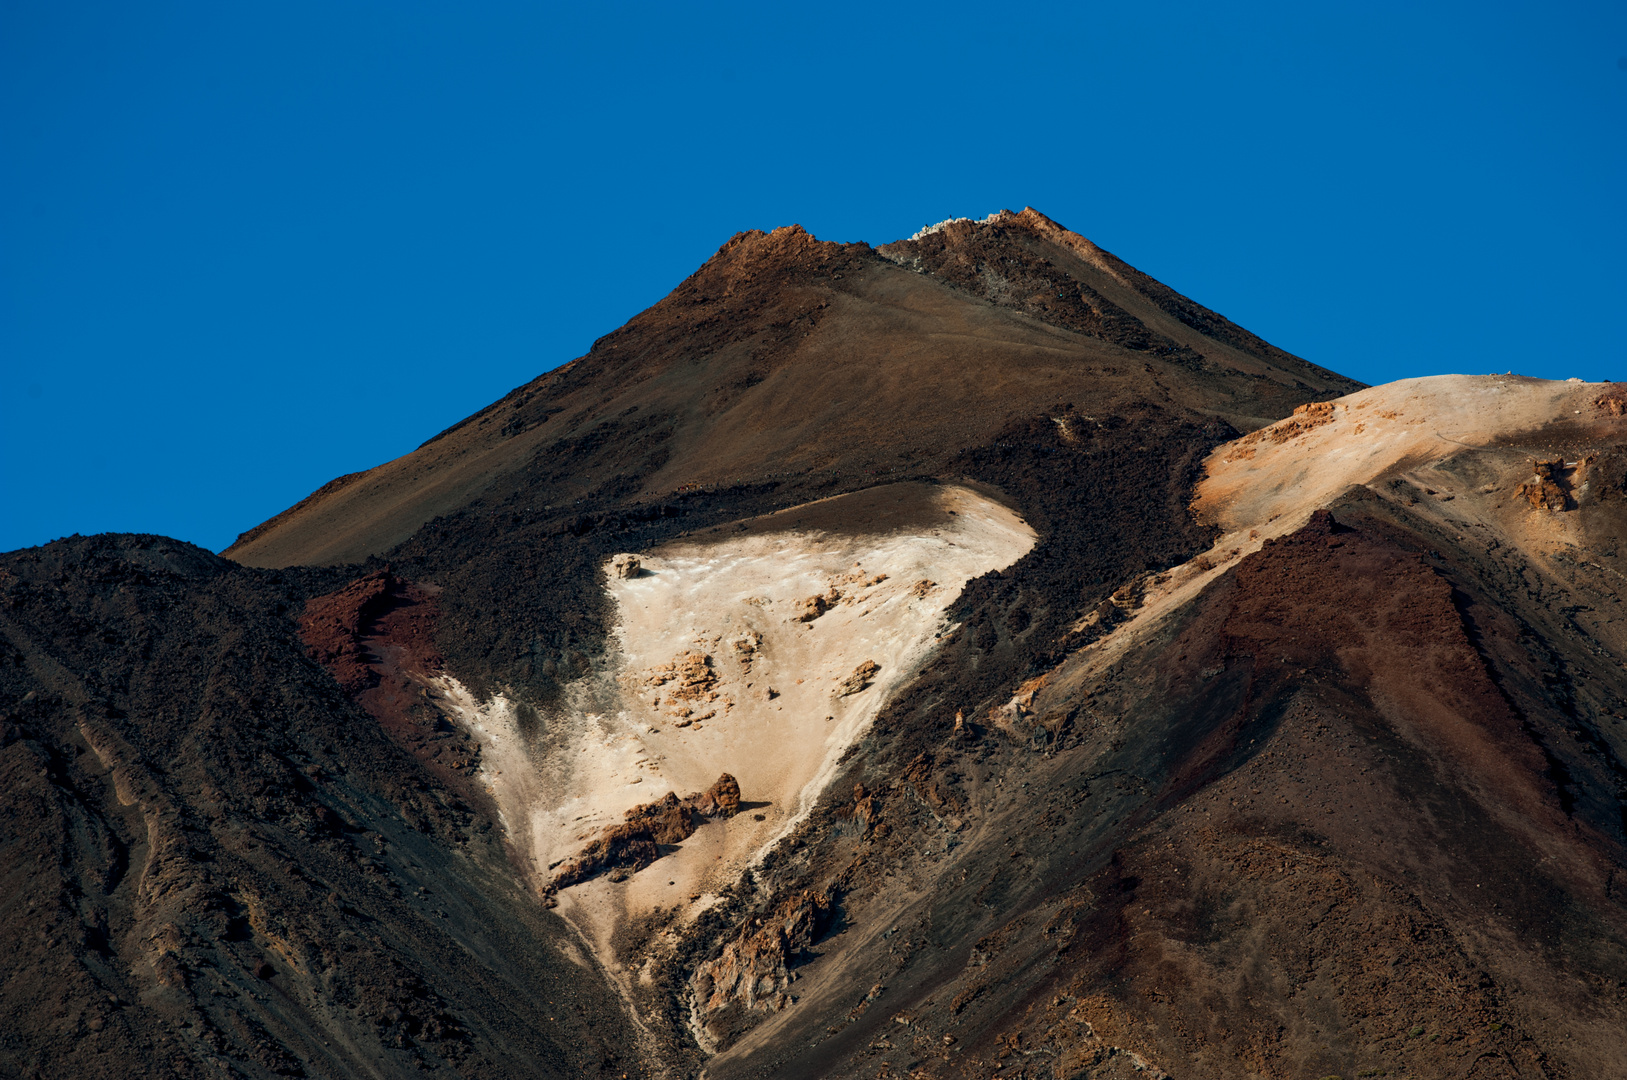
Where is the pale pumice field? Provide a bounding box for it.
[433,482,1035,977]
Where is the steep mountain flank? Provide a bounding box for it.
[0,538,642,1080]
[699,376,1627,1080]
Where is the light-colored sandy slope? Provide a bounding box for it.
[435,482,1034,974]
[1192,374,1619,533]
[1027,375,1627,698]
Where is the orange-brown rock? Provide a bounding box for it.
[1231,398,1342,453]
[546,773,742,893]
[647,651,719,702]
[730,630,762,670]
[692,889,834,1015]
[547,822,661,891]
[1516,458,1570,510]
[835,659,879,696]
[624,792,699,845]
[794,592,837,622]
[691,772,741,818]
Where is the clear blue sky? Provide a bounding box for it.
[3,2,1624,555]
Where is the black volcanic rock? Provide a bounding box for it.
[0,536,639,1079]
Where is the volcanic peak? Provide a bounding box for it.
[223,203,1359,570]
[672,222,871,298]
[11,198,1627,1080]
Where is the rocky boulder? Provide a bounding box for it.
[546,773,742,894]
[836,659,880,697]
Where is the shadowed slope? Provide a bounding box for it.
[0,537,643,1080]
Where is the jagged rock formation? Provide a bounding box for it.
[692,889,835,1018]
[547,775,741,894]
[834,660,880,697]
[4,210,1625,1080]
[1516,458,1574,510]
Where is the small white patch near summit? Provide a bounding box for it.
[904,210,1009,242]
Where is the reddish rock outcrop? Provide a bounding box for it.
[299,571,410,694]
[547,774,741,894]
[298,572,489,811]
[836,659,880,697]
[692,889,835,1015]
[1516,459,1571,510]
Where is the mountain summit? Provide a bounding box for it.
[225,208,1354,570]
[4,212,1624,1080]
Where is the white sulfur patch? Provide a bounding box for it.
[435,483,1035,969]
[904,210,1009,242]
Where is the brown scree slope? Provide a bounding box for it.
[224,208,1353,571]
